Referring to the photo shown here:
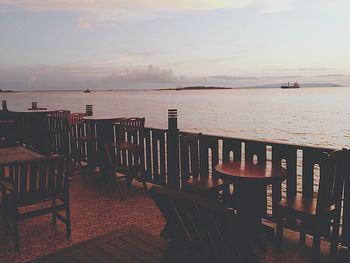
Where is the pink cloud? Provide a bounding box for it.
[76,17,93,30]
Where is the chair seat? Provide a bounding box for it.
[184,177,225,192]
[277,195,334,217]
[4,192,64,207]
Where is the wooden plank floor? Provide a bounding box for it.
[29,226,181,263]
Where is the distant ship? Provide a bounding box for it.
[281,82,300,89]
[83,89,91,93]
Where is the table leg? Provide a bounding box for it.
[235,182,267,234]
[95,121,115,184]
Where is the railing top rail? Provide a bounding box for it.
[145,127,336,152]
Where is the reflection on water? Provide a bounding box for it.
[2,87,350,149]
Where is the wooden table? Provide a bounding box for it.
[0,146,45,164]
[215,161,286,232]
[83,116,125,183]
[29,226,184,263]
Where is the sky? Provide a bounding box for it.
[0,0,350,90]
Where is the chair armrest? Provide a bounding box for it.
[0,178,14,191]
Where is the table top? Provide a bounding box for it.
[215,161,286,184]
[0,146,45,164]
[83,115,125,122]
[29,226,183,263]
[0,120,16,125]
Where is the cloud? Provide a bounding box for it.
[0,0,250,12]
[76,17,93,29]
[0,0,297,20]
[169,56,240,67]
[105,65,177,83]
[0,64,183,91]
[316,74,350,78]
[209,75,257,81]
[261,67,332,72]
[258,0,293,13]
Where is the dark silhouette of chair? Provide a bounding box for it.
[0,120,17,147]
[46,111,70,155]
[110,117,147,189]
[0,156,71,250]
[69,113,98,179]
[275,149,347,262]
[105,144,127,200]
[150,186,257,263]
[181,133,227,201]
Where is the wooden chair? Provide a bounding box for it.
[275,149,347,262]
[181,133,227,201]
[149,186,257,263]
[0,156,71,250]
[105,144,127,200]
[0,120,17,148]
[46,111,70,155]
[69,113,98,179]
[110,117,147,189]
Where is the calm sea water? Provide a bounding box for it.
[2,87,350,149]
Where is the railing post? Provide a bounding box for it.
[32,101,38,110]
[167,109,180,188]
[86,104,93,116]
[2,100,7,111]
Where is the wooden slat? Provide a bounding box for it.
[98,243,135,263]
[110,237,162,263]
[121,234,165,258]
[73,252,99,263]
[85,247,117,263]
[29,226,177,263]
[222,138,241,162]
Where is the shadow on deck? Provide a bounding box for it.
[0,173,340,263]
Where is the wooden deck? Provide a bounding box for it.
[0,173,343,263]
[29,226,180,263]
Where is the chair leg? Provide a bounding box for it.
[300,220,306,244]
[65,204,71,238]
[275,216,284,250]
[330,219,340,257]
[2,204,8,236]
[115,177,125,200]
[13,219,20,251]
[312,232,321,263]
[52,199,57,224]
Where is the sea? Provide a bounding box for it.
[2,87,350,150]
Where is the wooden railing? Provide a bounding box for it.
[2,108,350,249]
[140,109,350,249]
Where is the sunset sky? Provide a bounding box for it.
[0,0,349,90]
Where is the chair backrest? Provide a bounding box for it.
[46,113,70,154]
[150,186,254,263]
[68,113,86,125]
[180,133,200,182]
[1,156,70,202]
[316,149,347,214]
[115,117,145,144]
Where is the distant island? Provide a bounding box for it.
[0,89,14,92]
[174,86,232,91]
[160,83,342,91]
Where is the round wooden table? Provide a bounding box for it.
[83,116,125,183]
[215,161,286,231]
